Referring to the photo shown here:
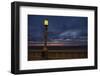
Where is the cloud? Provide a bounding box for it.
[59,30,87,39]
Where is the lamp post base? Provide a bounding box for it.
[41,47,48,59]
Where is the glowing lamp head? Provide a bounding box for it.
[44,19,48,26]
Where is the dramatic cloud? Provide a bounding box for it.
[28,15,88,42]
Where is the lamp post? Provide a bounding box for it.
[42,19,48,59]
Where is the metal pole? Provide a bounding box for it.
[41,19,48,59]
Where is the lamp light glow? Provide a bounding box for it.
[44,19,48,26]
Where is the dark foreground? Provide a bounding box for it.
[28,46,88,61]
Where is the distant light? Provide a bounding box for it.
[44,19,48,26]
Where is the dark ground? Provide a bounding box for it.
[28,46,88,61]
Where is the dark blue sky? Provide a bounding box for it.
[28,15,88,42]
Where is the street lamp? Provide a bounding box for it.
[42,19,48,59]
[44,19,48,26]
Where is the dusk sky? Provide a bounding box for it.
[28,15,88,42]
